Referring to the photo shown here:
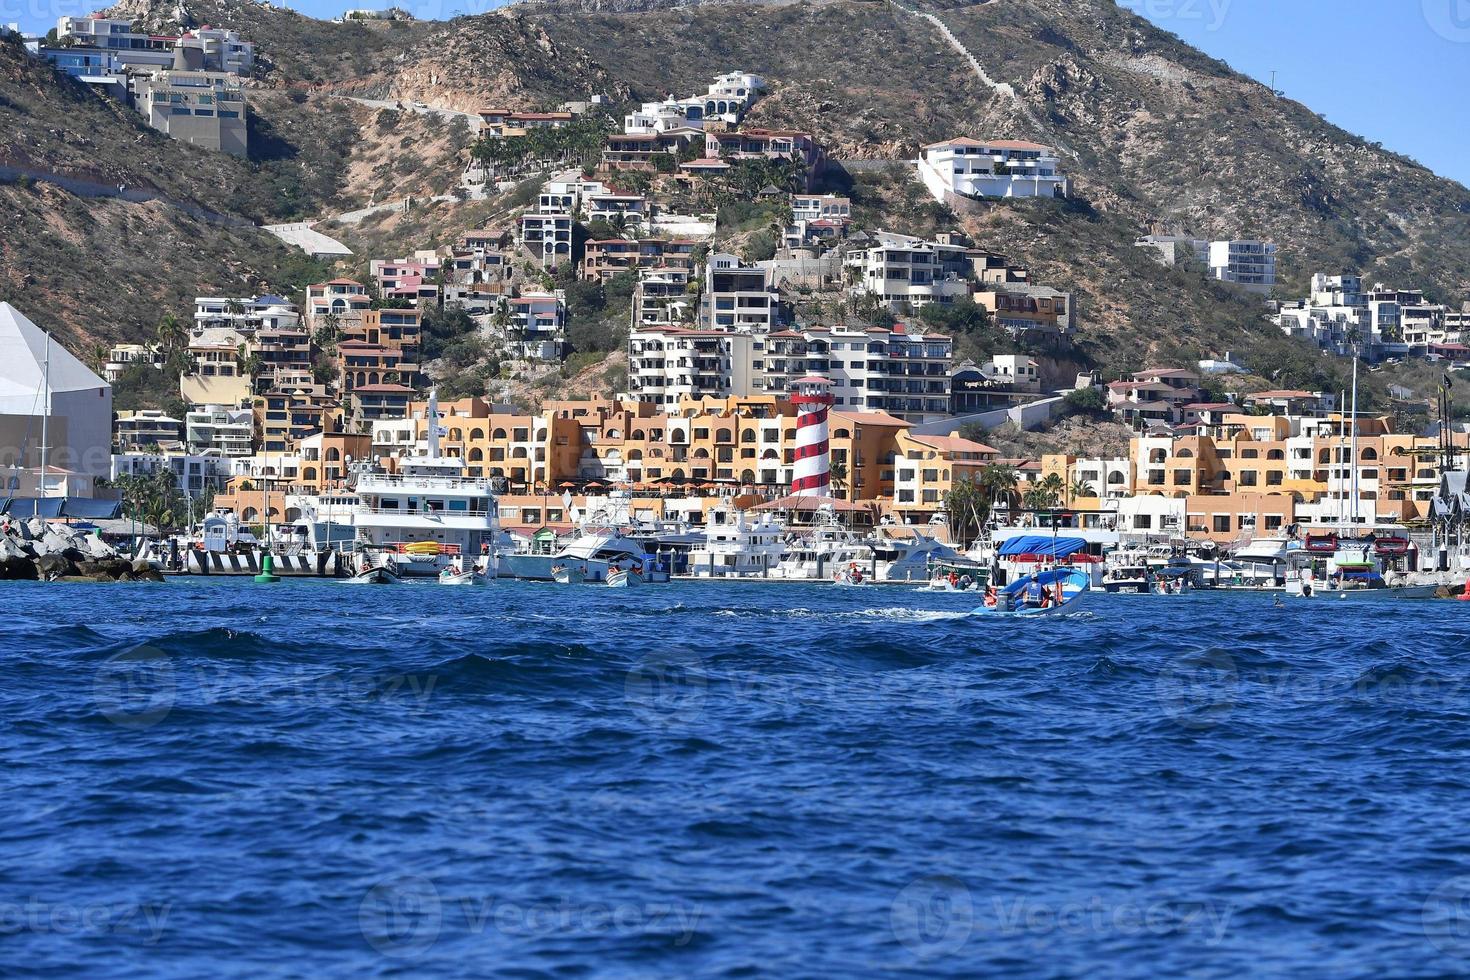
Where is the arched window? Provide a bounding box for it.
[493,428,508,440]
[1362,447,1379,461]
[449,428,463,441]
[469,448,484,462]
[1108,472,1125,484]
[302,467,318,481]
[694,448,710,459]
[326,448,341,461]
[1176,449,1194,459]
[285,507,302,521]
[606,428,623,440]
[1149,449,1167,464]
[631,430,646,441]
[741,429,756,443]
[1267,449,1285,460]
[470,428,485,441]
[628,449,644,461]
[1318,449,1330,463]
[243,507,259,522]
[741,469,755,483]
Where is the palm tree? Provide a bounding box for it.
[1067,476,1091,505]
[154,314,187,358]
[829,459,849,500]
[977,463,1019,513]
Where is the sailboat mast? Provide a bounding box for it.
[39,332,49,498]
[1349,354,1360,529]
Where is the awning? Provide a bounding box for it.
[997,535,1088,559]
[0,497,123,519]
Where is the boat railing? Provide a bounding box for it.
[356,474,496,492]
[356,505,496,518]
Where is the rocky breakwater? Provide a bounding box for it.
[0,519,165,583]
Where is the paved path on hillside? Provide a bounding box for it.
[887,0,1077,159]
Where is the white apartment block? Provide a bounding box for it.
[103,343,165,382]
[115,409,184,451]
[130,68,247,156]
[627,322,953,420]
[519,212,574,269]
[1136,236,1277,295]
[623,71,764,134]
[194,294,300,333]
[111,451,234,495]
[1208,240,1277,295]
[57,17,253,74]
[844,233,973,312]
[702,253,780,331]
[633,268,695,328]
[758,323,953,420]
[538,173,647,226]
[186,405,255,457]
[1277,274,1369,355]
[305,279,370,331]
[483,292,567,361]
[918,138,1067,202]
[627,327,737,404]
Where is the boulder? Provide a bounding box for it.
[80,535,117,560]
[24,517,46,540]
[36,553,77,580]
[98,559,133,579]
[0,556,36,580]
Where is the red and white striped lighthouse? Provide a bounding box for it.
[791,375,834,498]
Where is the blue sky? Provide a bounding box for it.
[1127,0,1470,187]
[11,0,1467,187]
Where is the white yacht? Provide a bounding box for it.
[687,505,787,578]
[769,505,871,580]
[500,526,667,583]
[863,527,958,583]
[350,391,501,578]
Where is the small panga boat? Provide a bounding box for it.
[606,566,642,588]
[975,568,1091,618]
[552,564,587,585]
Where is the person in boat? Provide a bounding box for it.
[983,585,998,608]
[1025,578,1045,608]
[948,571,960,590]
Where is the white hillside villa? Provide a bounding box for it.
[918,138,1068,202]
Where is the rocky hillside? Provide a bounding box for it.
[7,0,1470,404]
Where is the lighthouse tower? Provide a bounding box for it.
[790,375,834,498]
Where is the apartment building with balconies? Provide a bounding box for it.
[843,233,972,312]
[583,238,699,282]
[702,252,780,331]
[518,212,574,270]
[305,279,370,332]
[185,404,255,457]
[1208,240,1277,295]
[918,138,1067,202]
[129,63,247,156]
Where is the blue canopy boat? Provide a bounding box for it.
[974,567,1092,618]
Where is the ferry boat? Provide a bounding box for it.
[350,390,501,578]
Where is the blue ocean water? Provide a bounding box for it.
[4,578,1470,977]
